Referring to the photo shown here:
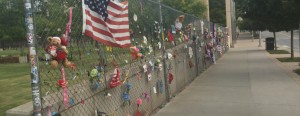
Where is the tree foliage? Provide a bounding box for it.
[0,0,207,43]
[238,0,300,58]
[237,0,300,32]
[0,0,26,41]
[161,0,207,18]
[209,0,226,26]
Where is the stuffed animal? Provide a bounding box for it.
[45,36,72,68]
[129,46,143,60]
[175,15,185,31]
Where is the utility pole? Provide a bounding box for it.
[226,0,236,48]
[203,0,210,21]
[226,0,232,48]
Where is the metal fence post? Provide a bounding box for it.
[192,20,199,76]
[23,0,42,115]
[158,0,170,102]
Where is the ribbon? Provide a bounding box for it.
[122,70,130,84]
[183,34,188,44]
[158,80,163,94]
[61,67,69,109]
[168,73,174,84]
[48,106,51,116]
[65,7,73,39]
[136,109,142,116]
[144,93,150,102]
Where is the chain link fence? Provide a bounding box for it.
[26,0,229,115]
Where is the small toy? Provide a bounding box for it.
[175,15,185,31]
[130,46,144,60]
[45,36,73,68]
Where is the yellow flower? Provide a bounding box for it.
[106,46,112,52]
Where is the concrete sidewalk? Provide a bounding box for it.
[153,32,300,116]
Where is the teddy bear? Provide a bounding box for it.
[45,36,72,68]
[175,15,185,31]
[129,46,143,60]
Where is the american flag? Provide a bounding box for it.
[82,0,131,48]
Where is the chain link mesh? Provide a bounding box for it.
[29,0,229,115]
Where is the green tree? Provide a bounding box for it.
[33,0,82,44]
[238,0,300,57]
[161,0,207,18]
[0,0,26,42]
[209,0,226,26]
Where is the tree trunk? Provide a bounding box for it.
[291,30,294,59]
[273,32,277,50]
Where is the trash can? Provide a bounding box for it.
[265,37,274,50]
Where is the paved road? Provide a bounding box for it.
[261,30,300,53]
[154,32,300,116]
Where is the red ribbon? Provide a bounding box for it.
[167,30,174,42]
[168,73,174,84]
[183,34,188,44]
[65,7,73,41]
[47,106,51,116]
[61,67,69,109]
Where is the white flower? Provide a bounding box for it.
[189,47,193,58]
[143,36,147,45]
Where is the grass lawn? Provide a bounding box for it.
[277,57,300,62]
[293,68,300,76]
[267,50,290,54]
[0,63,31,116]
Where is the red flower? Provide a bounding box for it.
[57,79,66,88]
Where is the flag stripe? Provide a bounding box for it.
[108,6,128,15]
[85,9,128,28]
[85,10,129,33]
[85,21,130,41]
[85,30,131,48]
[85,20,113,38]
[108,11,128,18]
[109,1,128,11]
[106,18,129,25]
[82,0,131,48]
